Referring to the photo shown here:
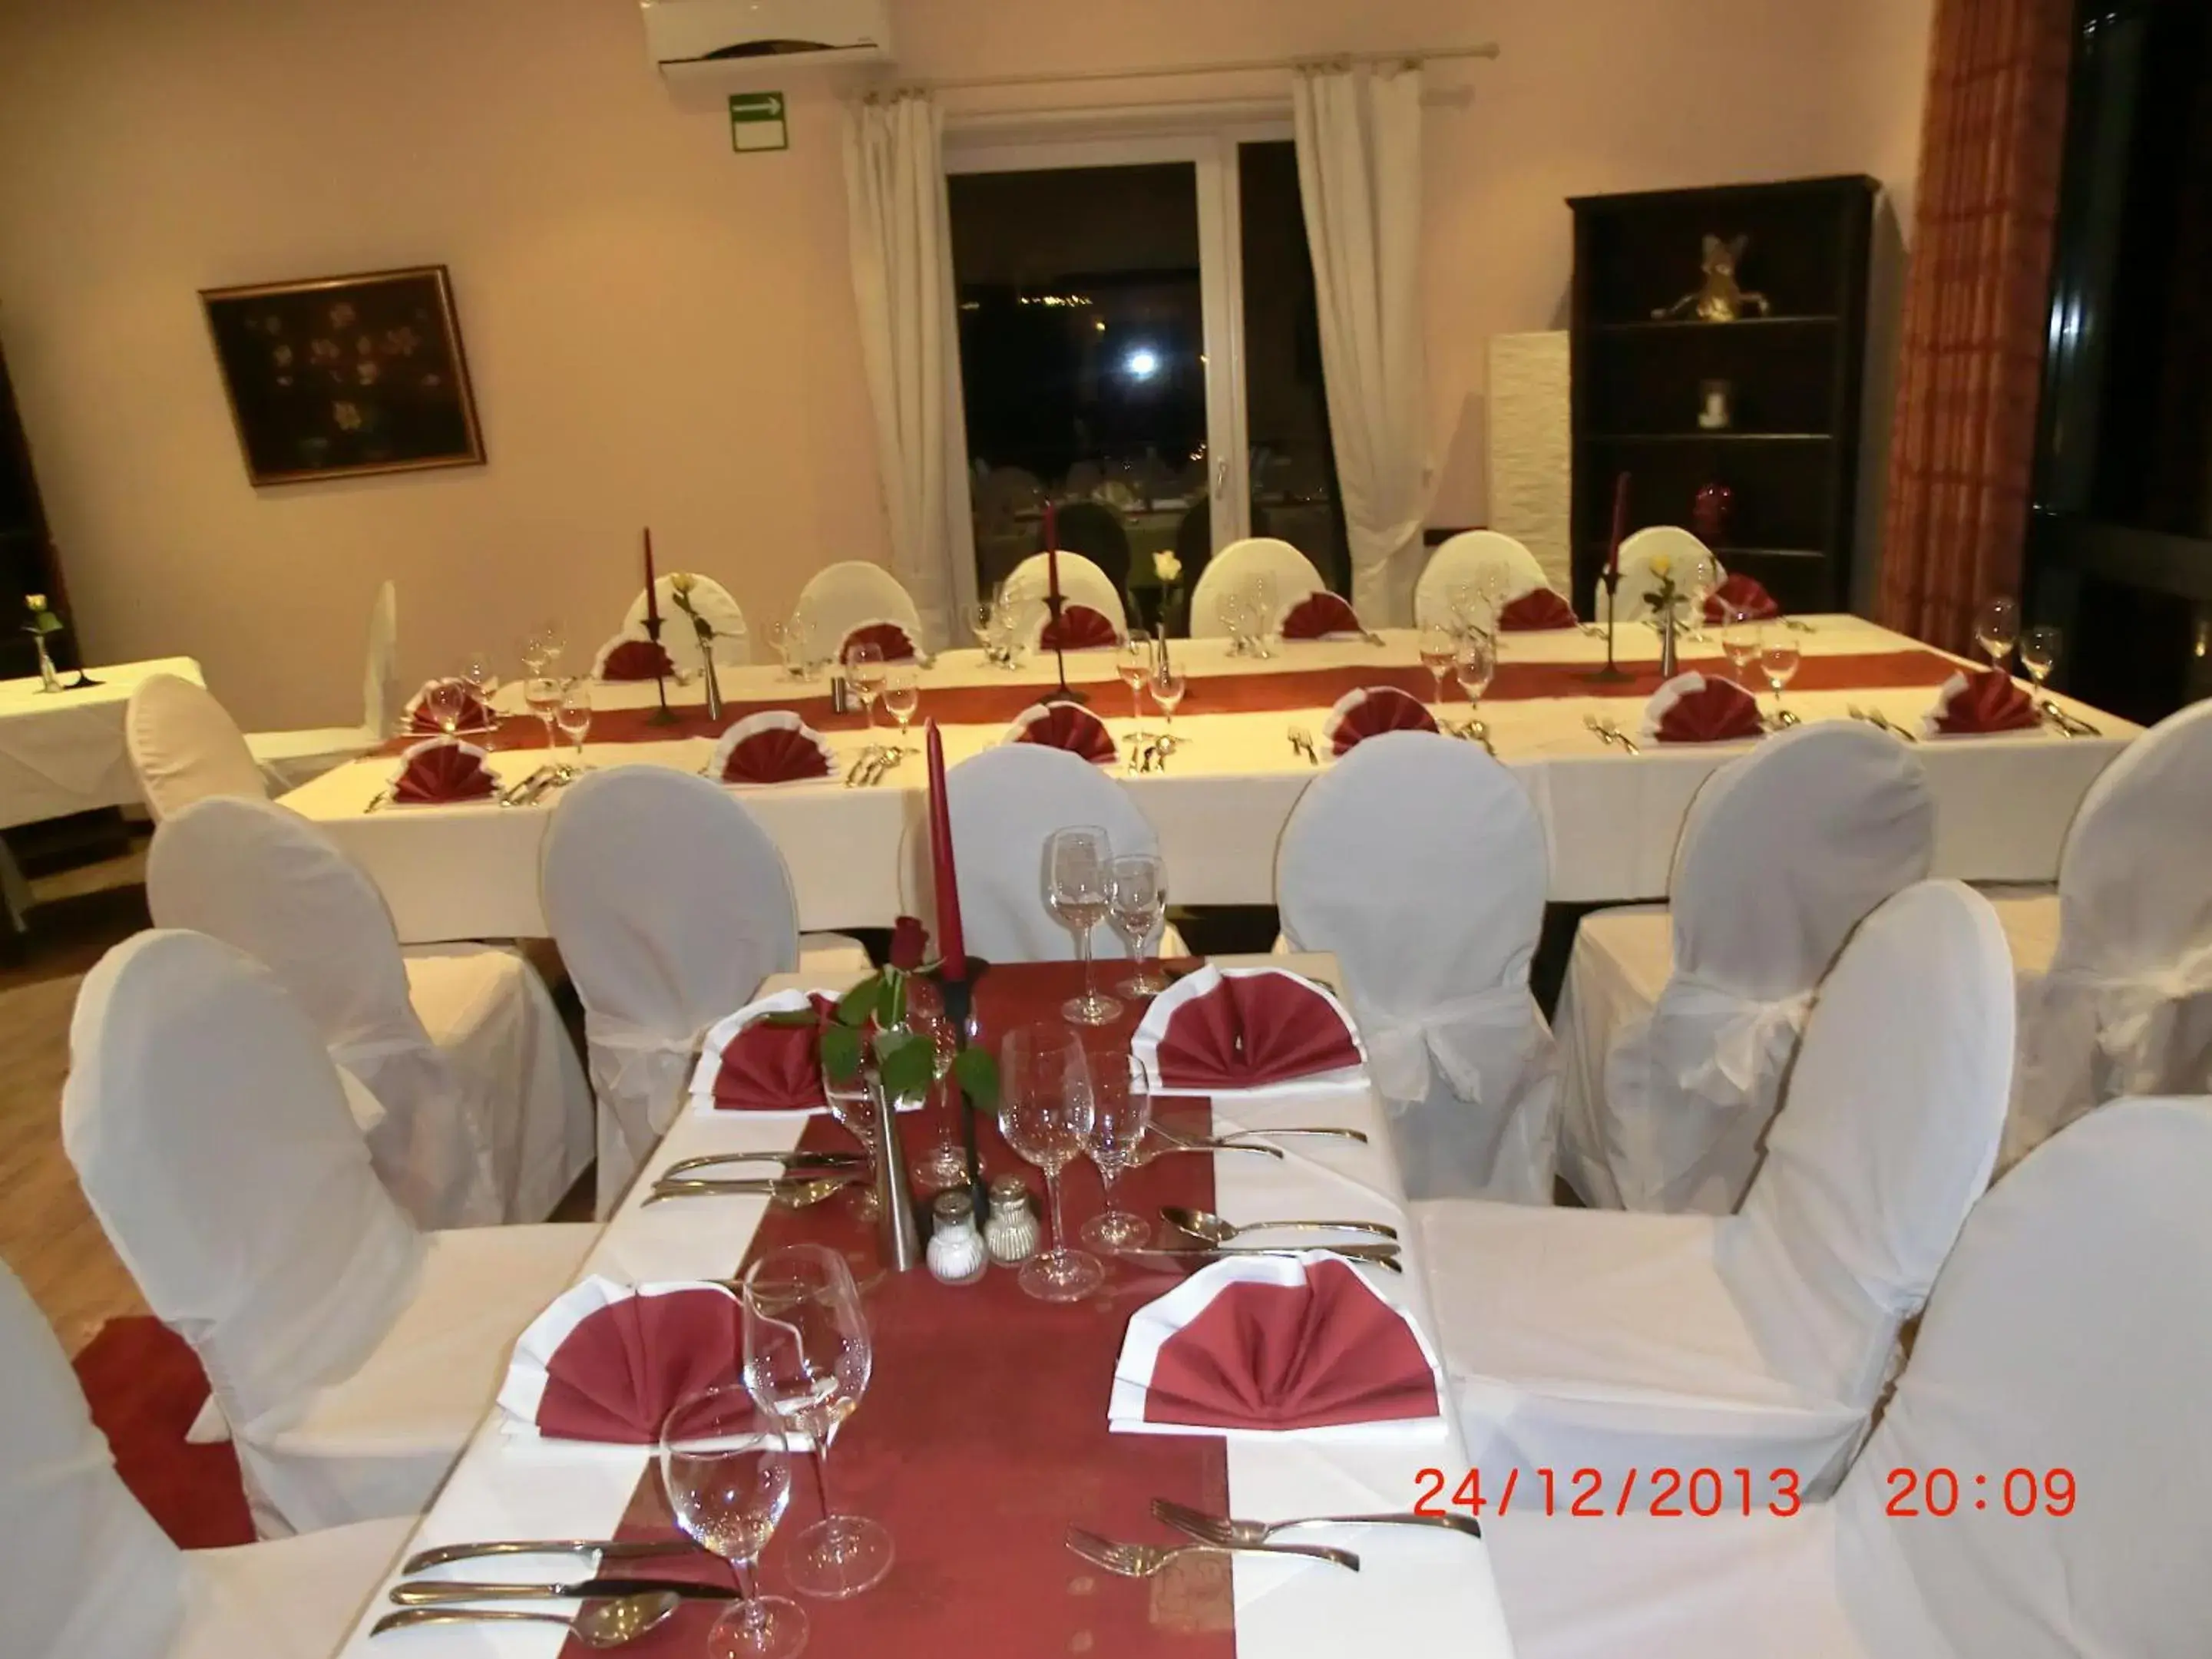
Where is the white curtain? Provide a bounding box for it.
[841,91,970,646]
[1293,63,1431,625]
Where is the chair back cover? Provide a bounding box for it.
[901,745,1164,963]
[61,930,424,1441]
[1278,732,1558,1200]
[1188,537,1328,637]
[543,767,804,1201]
[124,673,268,822]
[145,797,498,1227]
[1837,1096,2212,1658]
[1002,551,1130,641]
[0,1259,183,1659]
[1413,531,1547,626]
[1612,526,1722,617]
[1718,881,2013,1438]
[792,560,926,656]
[621,574,751,670]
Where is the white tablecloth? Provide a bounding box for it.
[276,621,2132,942]
[0,656,203,830]
[328,953,1519,1659]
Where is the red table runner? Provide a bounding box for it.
[390,647,1961,756]
[565,960,1237,1658]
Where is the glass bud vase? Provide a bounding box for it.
[33,631,63,692]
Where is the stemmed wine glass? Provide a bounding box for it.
[1074,1052,1154,1253]
[845,643,887,743]
[1106,851,1169,996]
[1419,623,1457,717]
[881,664,920,752]
[1117,637,1152,747]
[1447,583,1480,639]
[2020,624,2062,693]
[966,597,999,661]
[555,681,592,771]
[1722,607,1761,687]
[998,1023,1106,1301]
[1758,626,1803,726]
[819,1061,881,1224]
[1455,632,1496,745]
[660,1385,807,1657]
[526,623,566,681]
[1684,554,1719,642]
[740,1244,893,1599]
[1149,663,1185,735]
[903,976,968,1192]
[523,676,563,752]
[1976,597,2019,673]
[423,678,471,739]
[1049,826,1121,1026]
[459,649,499,745]
[518,628,554,680]
[1218,591,1253,657]
[1248,572,1278,656]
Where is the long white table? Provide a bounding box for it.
[277,621,2131,942]
[329,954,1520,1659]
[0,654,201,830]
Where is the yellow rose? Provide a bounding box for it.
[669,571,697,597]
[25,594,48,610]
[1648,554,1672,580]
[1154,551,1182,584]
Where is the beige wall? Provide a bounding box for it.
[0,0,1932,727]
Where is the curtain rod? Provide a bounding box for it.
[916,41,1500,96]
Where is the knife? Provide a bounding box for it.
[391,1577,740,1606]
[402,1538,699,1575]
[660,1150,866,1179]
[1116,1244,1402,1271]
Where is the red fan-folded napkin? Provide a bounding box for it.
[500,1279,745,1444]
[1497,587,1579,631]
[597,636,675,682]
[1136,967,1363,1092]
[392,739,498,804]
[1007,702,1118,765]
[708,1016,827,1112]
[713,713,836,785]
[1040,603,1119,650]
[404,681,494,733]
[1279,591,1365,640]
[1321,686,1437,756]
[1703,573,1779,624]
[841,621,918,663]
[1643,673,1764,745]
[1140,1260,1440,1432]
[1926,668,2040,736]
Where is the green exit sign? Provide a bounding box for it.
[729,92,789,154]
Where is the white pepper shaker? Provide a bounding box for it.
[984,1174,1041,1266]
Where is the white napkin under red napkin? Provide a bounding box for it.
[712,712,836,785]
[1922,669,2041,737]
[1109,1254,1446,1440]
[499,1277,745,1443]
[595,634,676,682]
[1279,592,1365,641]
[1321,686,1437,755]
[841,620,918,663]
[1006,702,1117,765]
[1039,603,1120,650]
[390,738,498,805]
[1640,672,1764,745]
[402,679,495,734]
[1132,965,1366,1097]
[687,989,835,1112]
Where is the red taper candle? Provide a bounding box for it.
[924,719,967,980]
[643,527,661,628]
[1605,474,1629,580]
[1044,504,1061,603]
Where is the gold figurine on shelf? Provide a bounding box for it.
[1653,233,1771,322]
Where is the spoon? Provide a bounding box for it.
[371,1591,679,1647]
[1161,1205,1400,1244]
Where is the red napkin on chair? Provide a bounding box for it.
[841,621,918,663]
[404,681,494,733]
[1643,673,1764,744]
[713,713,836,785]
[1040,603,1120,650]
[1140,1260,1441,1432]
[597,636,675,682]
[1496,587,1579,631]
[1926,669,2040,735]
[1134,967,1363,1092]
[1007,702,1118,765]
[1279,592,1365,640]
[1321,686,1437,756]
[1703,573,1780,624]
[392,739,498,804]
[500,1279,746,1443]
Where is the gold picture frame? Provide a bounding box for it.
[200,264,486,486]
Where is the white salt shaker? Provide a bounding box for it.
[984,1175,1041,1266]
[927,1190,988,1285]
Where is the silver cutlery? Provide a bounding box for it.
[660,1150,867,1181]
[1286,728,1321,766]
[498,766,555,808]
[1583,713,1641,755]
[1065,1525,1359,1577]
[1139,1126,1285,1162]
[1149,1120,1368,1148]
[2041,699,2099,737]
[391,1578,740,1607]
[1113,1243,1402,1272]
[1160,1205,1399,1244]
[362,788,392,814]
[842,747,881,788]
[403,1538,702,1575]
[867,747,907,785]
[1152,1496,1481,1546]
[1360,628,1388,647]
[372,1593,679,1646]
[1770,708,1802,729]
[1783,617,1817,634]
[643,1174,860,1207]
[1848,705,1919,743]
[1450,719,1496,756]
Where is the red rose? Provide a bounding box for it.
[888,915,930,971]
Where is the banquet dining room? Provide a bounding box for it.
[5,0,2212,1654]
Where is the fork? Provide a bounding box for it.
[1286,728,1320,766]
[1065,1525,1358,1576]
[1583,713,1641,755]
[843,746,882,788]
[1152,1496,1481,1546]
[362,788,392,815]
[2040,699,2099,737]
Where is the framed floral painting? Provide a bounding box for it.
[200,265,485,486]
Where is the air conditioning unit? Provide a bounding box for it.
[641,0,895,95]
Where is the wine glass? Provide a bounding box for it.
[965,597,998,662]
[845,643,886,740]
[423,678,470,739]
[523,676,563,752]
[1476,564,1511,635]
[660,1385,807,1657]
[881,664,920,752]
[1447,583,1480,638]
[1684,554,1718,641]
[819,1061,881,1224]
[1758,627,1803,725]
[1075,1053,1153,1253]
[1976,597,2019,673]
[997,1023,1106,1301]
[1419,623,1457,716]
[1722,608,1761,686]
[1455,632,1496,743]
[1218,591,1252,657]
[531,623,566,680]
[1106,851,1169,996]
[2020,623,2062,692]
[556,681,592,770]
[1248,571,1278,656]
[903,977,967,1193]
[1149,663,1185,733]
[518,628,553,679]
[740,1244,893,1599]
[1116,637,1152,745]
[1049,826,1121,1026]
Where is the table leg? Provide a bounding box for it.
[0,839,31,939]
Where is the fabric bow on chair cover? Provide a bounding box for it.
[1355,982,1558,1199]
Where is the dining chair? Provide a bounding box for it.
[1187,537,1328,638]
[1413,530,1549,627]
[245,578,398,792]
[1555,722,1935,1212]
[1420,879,2014,1497]
[1276,731,1559,1202]
[1040,499,1132,593]
[791,560,926,660]
[61,930,595,1537]
[124,673,269,822]
[541,765,868,1214]
[620,572,749,670]
[147,795,594,1228]
[1612,526,1724,616]
[1001,550,1129,643]
[1485,1095,2212,1659]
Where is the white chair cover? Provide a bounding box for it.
[1276,732,1559,1201]
[2005,699,2212,1165]
[1559,722,1936,1212]
[1613,526,1723,617]
[147,796,592,1228]
[792,560,927,656]
[1002,550,1129,642]
[1188,537,1328,637]
[1420,880,2015,1496]
[126,674,268,822]
[621,574,750,670]
[246,579,398,792]
[1413,530,1548,626]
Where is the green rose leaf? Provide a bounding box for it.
[951,1046,1000,1112]
[835,977,881,1028]
[873,1029,934,1102]
[819,1021,864,1083]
